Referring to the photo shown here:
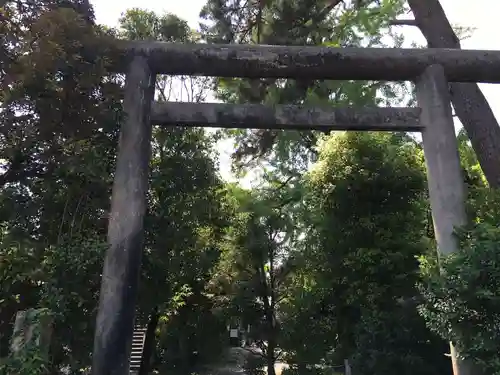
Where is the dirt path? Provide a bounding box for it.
[199,347,246,375]
[200,347,289,375]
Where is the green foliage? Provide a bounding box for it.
[307,132,427,311]
[197,2,453,370]
[155,293,227,372]
[419,189,500,374]
[279,280,337,370]
[280,132,450,374]
[119,8,193,42]
[117,9,232,372]
[0,3,121,371]
[201,0,411,173]
[0,3,484,375]
[0,4,228,373]
[40,239,106,371]
[207,186,296,374]
[351,308,450,375]
[0,309,52,375]
[457,128,486,188]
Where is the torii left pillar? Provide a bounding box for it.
[92,55,156,375]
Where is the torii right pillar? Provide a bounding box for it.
[417,64,481,375]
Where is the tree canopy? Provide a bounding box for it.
[0,1,499,375]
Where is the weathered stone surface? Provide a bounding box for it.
[150,102,423,131]
[114,40,500,82]
[417,65,473,375]
[409,0,500,189]
[418,64,466,256]
[92,55,155,375]
[10,308,53,360]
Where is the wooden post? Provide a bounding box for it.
[10,308,53,363]
[416,64,478,375]
[92,55,155,375]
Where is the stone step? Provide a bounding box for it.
[129,326,147,375]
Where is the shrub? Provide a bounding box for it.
[419,188,500,374]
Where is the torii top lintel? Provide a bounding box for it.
[114,40,500,83]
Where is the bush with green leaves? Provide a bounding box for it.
[351,308,450,375]
[0,309,52,375]
[419,189,500,374]
[0,343,48,375]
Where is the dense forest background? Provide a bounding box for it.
[1,1,500,375]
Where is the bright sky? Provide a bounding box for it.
[91,0,500,183]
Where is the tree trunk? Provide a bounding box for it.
[138,308,159,375]
[260,269,276,375]
[407,0,500,188]
[263,297,277,375]
[266,338,277,375]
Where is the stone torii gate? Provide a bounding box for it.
[91,42,500,375]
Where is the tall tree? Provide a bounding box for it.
[0,4,121,372]
[0,5,229,374]
[284,132,452,375]
[200,0,409,176]
[209,186,295,375]
[406,0,500,188]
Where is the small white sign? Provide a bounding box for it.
[230,329,238,338]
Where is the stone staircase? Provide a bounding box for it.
[129,325,147,375]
